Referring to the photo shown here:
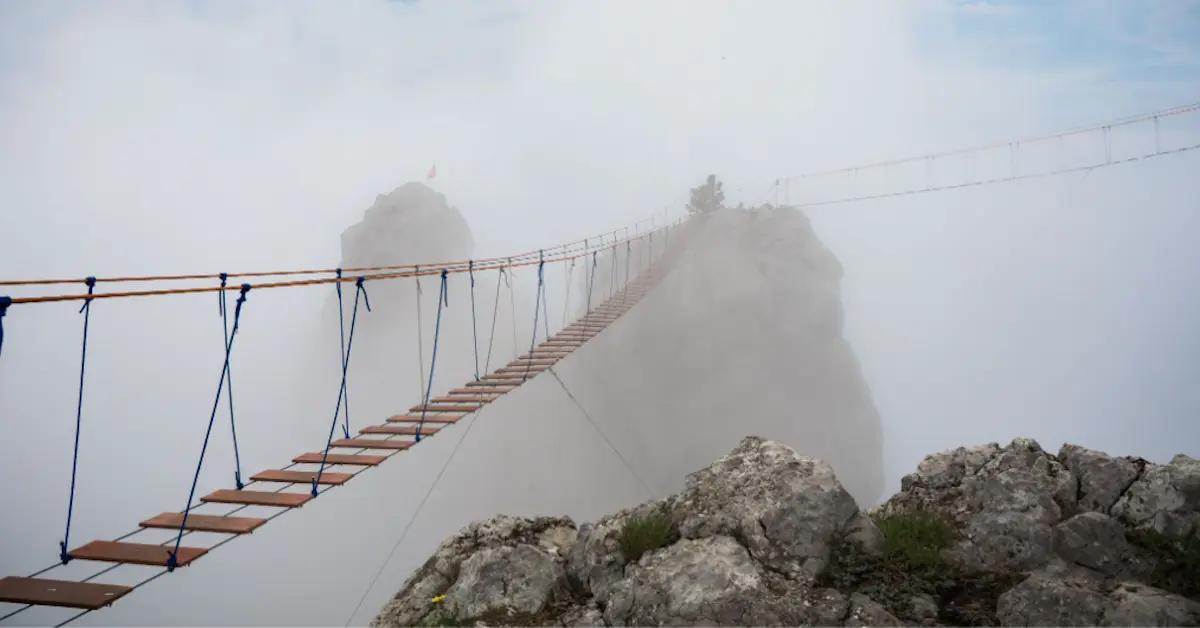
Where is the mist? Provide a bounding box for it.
[2,0,1200,625]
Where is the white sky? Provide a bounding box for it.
[1,0,1199,625]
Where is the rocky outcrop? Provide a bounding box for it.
[372,436,1200,627]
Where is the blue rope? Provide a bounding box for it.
[523,252,545,383]
[169,283,251,572]
[587,250,598,313]
[624,241,631,291]
[58,277,95,565]
[314,277,371,494]
[218,274,245,490]
[334,269,353,440]
[414,270,449,442]
[468,260,480,380]
[482,267,505,375]
[0,296,10,360]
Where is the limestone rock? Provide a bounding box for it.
[845,593,901,627]
[880,437,1077,572]
[370,515,576,627]
[372,436,1200,628]
[1053,511,1129,575]
[1058,444,1143,514]
[1112,454,1200,537]
[996,574,1111,626]
[603,535,807,626]
[1102,582,1200,626]
[665,435,862,579]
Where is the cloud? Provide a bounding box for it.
[0,1,1198,625]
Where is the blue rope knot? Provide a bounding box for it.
[78,276,96,314]
[414,270,450,443]
[0,296,11,360]
[356,276,372,312]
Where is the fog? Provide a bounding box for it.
[2,0,1200,625]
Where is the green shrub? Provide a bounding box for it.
[618,511,677,562]
[876,509,960,567]
[1127,527,1200,599]
[818,510,1018,626]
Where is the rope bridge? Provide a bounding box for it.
[0,214,692,623]
[1,99,1198,625]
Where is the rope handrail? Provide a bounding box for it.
[0,208,679,288]
[3,224,678,305]
[781,101,1200,183]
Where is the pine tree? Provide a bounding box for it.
[686,174,725,215]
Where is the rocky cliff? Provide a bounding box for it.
[561,207,884,506]
[372,436,1200,627]
[307,182,527,423]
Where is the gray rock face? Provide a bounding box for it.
[370,515,576,627]
[372,437,1200,627]
[879,437,1077,572]
[663,436,861,579]
[1058,444,1143,514]
[1113,454,1200,537]
[1053,512,1128,575]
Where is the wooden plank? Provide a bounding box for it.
[431,394,499,403]
[360,424,440,436]
[0,576,132,610]
[506,359,557,366]
[386,413,463,423]
[409,403,484,413]
[250,469,353,485]
[449,386,514,394]
[466,379,524,386]
[202,489,312,508]
[497,365,548,373]
[140,512,266,534]
[68,540,206,567]
[331,438,414,450]
[293,452,385,466]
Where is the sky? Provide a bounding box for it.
[1,0,1199,625]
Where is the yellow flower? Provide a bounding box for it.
[431,594,446,603]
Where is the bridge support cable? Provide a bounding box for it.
[506,258,517,363]
[59,277,96,565]
[523,252,546,383]
[414,266,425,402]
[168,283,252,571]
[547,366,655,499]
[414,270,449,443]
[561,256,576,328]
[468,261,480,381]
[218,274,246,488]
[332,269,355,440]
[314,278,371,493]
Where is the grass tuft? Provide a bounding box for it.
[618,511,677,562]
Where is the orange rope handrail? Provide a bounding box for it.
[6,222,680,305]
[0,209,676,288]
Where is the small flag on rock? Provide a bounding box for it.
[426,164,437,180]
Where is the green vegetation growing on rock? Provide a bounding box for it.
[818,509,1021,626]
[1127,527,1200,599]
[618,511,677,562]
